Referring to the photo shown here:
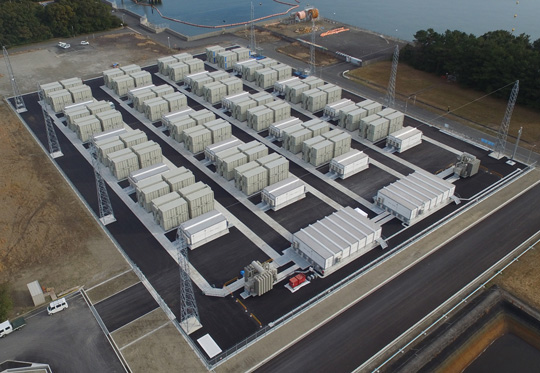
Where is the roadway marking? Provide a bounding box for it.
[119,320,171,351]
[247,175,540,373]
[85,269,134,292]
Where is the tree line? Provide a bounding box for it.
[402,29,540,110]
[0,0,121,47]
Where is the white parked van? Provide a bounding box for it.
[47,298,68,315]
[0,320,13,338]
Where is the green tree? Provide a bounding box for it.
[0,283,13,321]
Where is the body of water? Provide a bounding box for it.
[118,0,540,42]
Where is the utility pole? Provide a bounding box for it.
[37,85,63,158]
[384,45,399,109]
[177,231,201,334]
[511,126,522,161]
[250,1,256,52]
[309,18,316,75]
[3,46,26,113]
[493,80,519,159]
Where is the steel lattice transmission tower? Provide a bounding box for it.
[492,80,519,158]
[309,19,316,75]
[3,46,26,113]
[249,1,256,52]
[176,231,201,334]
[37,85,63,158]
[385,45,400,109]
[89,142,116,225]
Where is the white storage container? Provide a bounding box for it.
[221,77,243,96]
[179,210,228,247]
[256,68,278,89]
[168,62,190,82]
[206,46,225,64]
[87,100,114,115]
[337,104,359,128]
[139,181,171,212]
[68,85,92,104]
[151,85,175,98]
[203,81,227,105]
[48,89,73,112]
[233,47,251,62]
[184,58,205,74]
[65,108,90,130]
[173,53,192,62]
[120,64,141,75]
[120,130,148,148]
[262,176,306,211]
[250,107,274,132]
[132,141,163,168]
[162,92,187,112]
[269,117,303,139]
[366,117,390,142]
[364,102,383,116]
[110,151,140,180]
[288,128,313,154]
[288,83,309,104]
[274,77,300,95]
[263,157,289,185]
[203,120,232,143]
[323,99,353,120]
[234,161,259,189]
[151,191,181,216]
[112,75,135,97]
[359,114,381,138]
[272,64,292,80]
[320,84,342,104]
[73,116,101,142]
[130,71,152,87]
[184,127,212,154]
[161,108,194,130]
[133,90,157,112]
[234,99,257,122]
[241,166,269,195]
[97,139,125,163]
[242,143,268,162]
[96,110,123,131]
[330,149,370,179]
[189,109,215,126]
[217,50,238,69]
[60,77,83,90]
[156,198,190,231]
[128,163,169,188]
[158,56,179,75]
[102,69,124,88]
[345,107,368,131]
[184,187,214,219]
[328,132,352,157]
[302,135,325,163]
[386,127,422,153]
[221,152,248,181]
[144,98,169,122]
[204,137,243,162]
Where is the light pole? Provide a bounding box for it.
[527,144,536,164]
[405,95,416,114]
[167,36,170,50]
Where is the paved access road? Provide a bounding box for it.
[257,183,540,372]
[0,293,125,373]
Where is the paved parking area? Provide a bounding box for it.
[0,293,125,373]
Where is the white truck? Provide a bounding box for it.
[0,317,26,338]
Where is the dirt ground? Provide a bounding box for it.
[276,42,339,66]
[0,31,171,96]
[234,28,281,45]
[0,31,175,317]
[347,61,540,148]
[0,101,130,316]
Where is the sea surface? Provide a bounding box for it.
[117,0,540,42]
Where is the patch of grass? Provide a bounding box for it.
[348,62,540,147]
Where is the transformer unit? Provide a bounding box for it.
[243,260,278,297]
[454,153,481,178]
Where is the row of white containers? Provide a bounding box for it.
[276,76,325,104]
[359,107,405,142]
[234,57,279,82]
[129,84,189,122]
[300,83,343,113]
[104,139,163,180]
[102,64,141,88]
[245,99,292,131]
[40,78,94,113]
[301,129,353,166]
[385,126,423,153]
[223,91,274,122]
[63,100,124,142]
[185,70,230,95]
[254,63,293,89]
[157,53,206,83]
[281,118,331,154]
[212,140,269,180]
[205,45,252,69]
[202,77,243,105]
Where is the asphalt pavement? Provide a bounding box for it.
[256,183,540,372]
[0,293,125,373]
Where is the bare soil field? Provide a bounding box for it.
[0,31,171,96]
[276,42,339,66]
[348,62,540,148]
[0,101,130,316]
[493,241,540,310]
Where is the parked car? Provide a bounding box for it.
[80,40,89,45]
[0,317,26,338]
[57,42,70,49]
[47,298,68,315]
